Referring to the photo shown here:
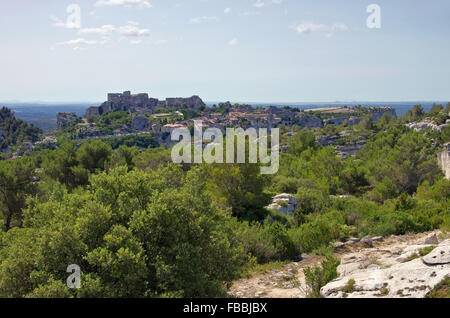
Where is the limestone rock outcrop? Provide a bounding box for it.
[296,115,323,129]
[437,143,450,180]
[407,118,449,132]
[321,237,450,298]
[132,116,149,131]
[266,193,298,216]
[57,112,78,128]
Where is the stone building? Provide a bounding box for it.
[84,91,206,118]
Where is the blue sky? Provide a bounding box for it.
[0,0,449,103]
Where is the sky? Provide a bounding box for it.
[0,0,449,103]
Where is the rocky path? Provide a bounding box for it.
[229,230,449,298]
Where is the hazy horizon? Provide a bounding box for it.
[1,99,449,106]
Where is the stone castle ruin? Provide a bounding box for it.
[85,91,205,118]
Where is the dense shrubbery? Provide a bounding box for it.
[0,105,449,297]
[105,134,159,150]
[0,107,42,150]
[0,166,247,297]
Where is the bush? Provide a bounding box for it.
[289,217,337,253]
[295,187,329,217]
[303,254,340,298]
[238,222,298,264]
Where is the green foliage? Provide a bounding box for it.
[429,104,443,115]
[107,145,139,170]
[270,176,301,194]
[287,129,317,156]
[236,221,298,264]
[97,111,132,131]
[303,254,340,298]
[289,215,340,252]
[295,187,329,216]
[0,158,37,230]
[419,246,436,257]
[205,163,271,221]
[42,142,82,188]
[358,126,442,194]
[442,125,450,143]
[105,134,159,150]
[402,104,425,123]
[372,177,398,203]
[0,107,42,150]
[426,277,450,298]
[77,140,112,173]
[0,166,246,298]
[342,279,356,293]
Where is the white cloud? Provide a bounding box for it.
[78,25,116,36]
[224,8,231,14]
[57,38,98,46]
[95,0,152,8]
[78,22,149,37]
[118,24,150,36]
[292,22,349,37]
[229,38,239,46]
[189,16,219,24]
[253,1,265,8]
[239,11,261,17]
[56,21,149,50]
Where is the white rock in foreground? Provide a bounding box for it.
[321,239,450,298]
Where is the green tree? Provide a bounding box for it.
[372,177,399,203]
[77,140,112,173]
[288,129,317,156]
[42,142,79,188]
[0,159,36,230]
[206,163,270,221]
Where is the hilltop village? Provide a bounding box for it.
[1,91,448,177]
[56,91,397,149]
[51,91,450,171]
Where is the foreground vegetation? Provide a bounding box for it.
[0,104,449,297]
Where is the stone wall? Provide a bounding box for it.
[84,91,206,117]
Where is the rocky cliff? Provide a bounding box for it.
[57,112,78,128]
[438,143,450,179]
[321,233,450,298]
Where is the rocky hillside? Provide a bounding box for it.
[0,107,42,152]
[322,232,449,298]
[230,231,449,298]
